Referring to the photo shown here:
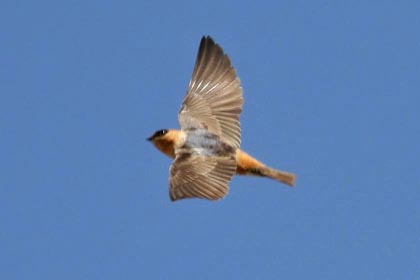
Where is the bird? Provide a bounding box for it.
[148,36,296,201]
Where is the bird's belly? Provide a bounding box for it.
[181,129,236,157]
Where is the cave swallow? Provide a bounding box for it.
[148,36,296,201]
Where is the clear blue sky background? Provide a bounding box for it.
[1,1,419,279]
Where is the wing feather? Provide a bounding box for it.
[179,36,243,148]
[169,154,237,201]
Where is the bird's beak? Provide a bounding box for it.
[146,136,153,141]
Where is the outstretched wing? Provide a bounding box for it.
[169,153,237,201]
[179,36,243,149]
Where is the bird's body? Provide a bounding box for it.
[148,36,296,201]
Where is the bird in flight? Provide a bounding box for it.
[148,36,296,201]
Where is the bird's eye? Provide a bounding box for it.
[157,129,167,136]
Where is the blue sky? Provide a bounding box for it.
[1,1,419,279]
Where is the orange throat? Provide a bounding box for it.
[155,139,175,158]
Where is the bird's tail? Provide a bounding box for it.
[260,167,296,187]
[235,149,297,187]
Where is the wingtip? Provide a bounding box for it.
[202,35,214,41]
[200,35,216,48]
[169,189,181,202]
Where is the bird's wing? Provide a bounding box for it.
[169,152,237,201]
[178,36,243,149]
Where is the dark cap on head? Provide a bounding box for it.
[147,129,168,141]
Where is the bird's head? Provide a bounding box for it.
[147,129,180,158]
